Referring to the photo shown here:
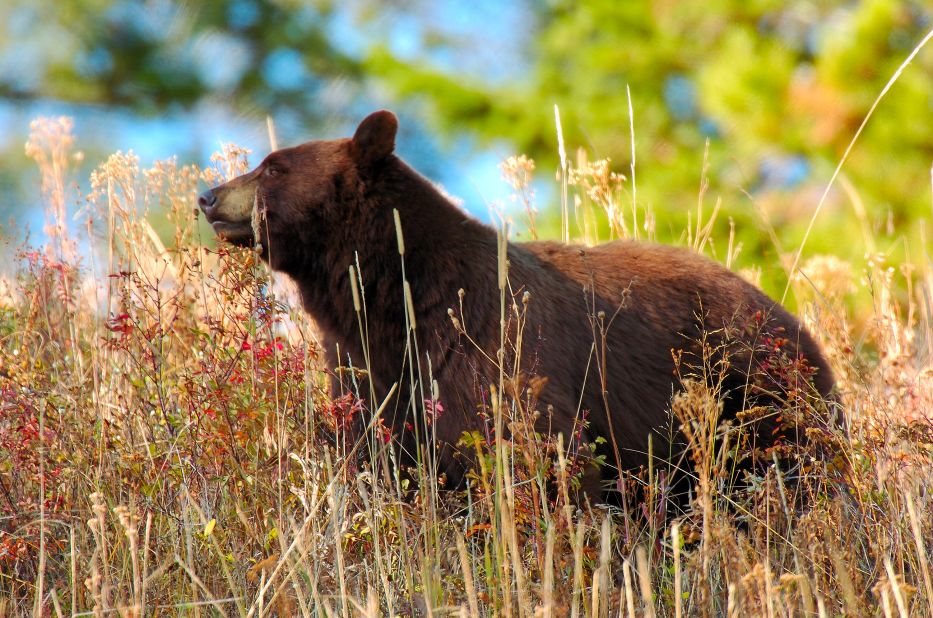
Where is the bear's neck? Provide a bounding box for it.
[291,157,500,391]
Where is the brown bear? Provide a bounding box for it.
[198,110,836,500]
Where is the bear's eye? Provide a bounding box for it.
[265,166,283,177]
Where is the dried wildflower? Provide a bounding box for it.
[796,255,854,300]
[25,116,79,263]
[206,142,252,184]
[500,154,538,239]
[500,155,536,191]
[569,156,627,238]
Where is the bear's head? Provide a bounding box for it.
[198,110,399,266]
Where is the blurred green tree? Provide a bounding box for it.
[0,1,362,121]
[370,1,933,272]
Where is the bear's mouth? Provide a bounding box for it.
[211,221,255,246]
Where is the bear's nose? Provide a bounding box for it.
[197,189,217,213]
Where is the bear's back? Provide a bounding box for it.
[504,239,835,474]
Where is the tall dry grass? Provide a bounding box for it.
[0,114,930,618]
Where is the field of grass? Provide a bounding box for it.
[0,115,931,617]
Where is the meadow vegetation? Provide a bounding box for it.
[0,115,931,617]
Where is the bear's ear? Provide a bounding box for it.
[351,110,398,166]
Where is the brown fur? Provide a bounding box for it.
[199,110,836,498]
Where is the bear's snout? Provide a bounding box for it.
[198,189,218,216]
[197,182,256,246]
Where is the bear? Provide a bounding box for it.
[198,109,837,502]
